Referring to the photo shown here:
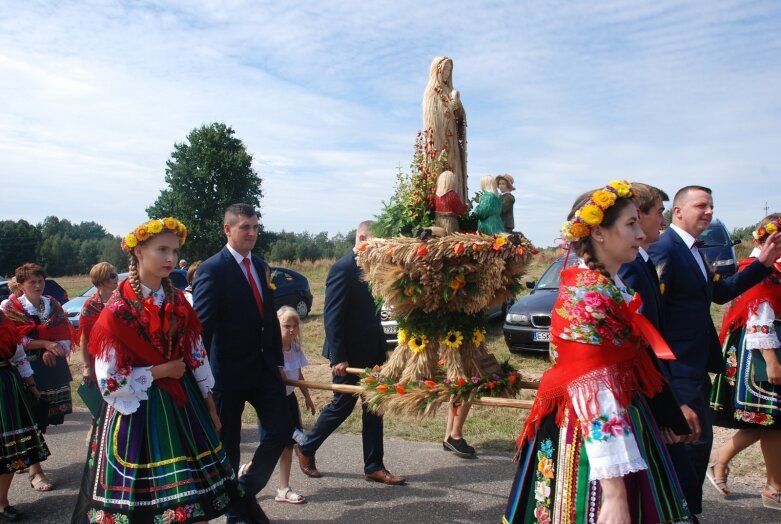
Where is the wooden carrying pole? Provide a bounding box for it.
[284,370,537,410]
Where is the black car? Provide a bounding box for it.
[269,266,313,319]
[0,278,69,305]
[697,218,740,277]
[62,270,188,328]
[503,254,577,353]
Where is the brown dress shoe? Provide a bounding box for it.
[293,444,322,478]
[365,468,406,485]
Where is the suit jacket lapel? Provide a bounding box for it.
[669,230,708,292]
[222,247,260,314]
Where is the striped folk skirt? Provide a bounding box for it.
[711,326,781,430]
[0,361,50,472]
[504,396,691,524]
[71,374,242,524]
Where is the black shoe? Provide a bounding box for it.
[444,436,476,458]
[0,506,19,521]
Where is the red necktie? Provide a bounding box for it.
[242,257,265,317]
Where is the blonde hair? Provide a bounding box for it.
[480,175,497,192]
[89,262,116,287]
[436,170,458,196]
[277,306,302,347]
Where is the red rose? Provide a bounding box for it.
[176,507,187,522]
[103,514,115,524]
[105,378,119,392]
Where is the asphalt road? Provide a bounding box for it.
[8,410,779,523]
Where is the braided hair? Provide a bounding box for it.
[567,189,636,280]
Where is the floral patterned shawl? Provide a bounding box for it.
[89,280,201,405]
[77,291,105,345]
[0,310,21,359]
[519,267,668,444]
[2,294,73,344]
[719,257,781,342]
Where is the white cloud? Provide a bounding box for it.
[1,0,780,247]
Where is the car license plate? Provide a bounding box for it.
[533,331,551,342]
[383,325,398,335]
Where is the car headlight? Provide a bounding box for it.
[712,259,734,267]
[505,313,531,325]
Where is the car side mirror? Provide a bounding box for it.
[525,280,536,289]
[732,239,741,246]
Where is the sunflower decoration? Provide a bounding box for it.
[356,230,535,415]
[407,334,428,354]
[471,327,486,347]
[442,330,464,350]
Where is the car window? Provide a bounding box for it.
[272,270,293,287]
[536,254,578,289]
[698,223,730,247]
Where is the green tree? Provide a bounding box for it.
[146,122,263,261]
[0,220,41,276]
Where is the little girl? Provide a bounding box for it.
[242,306,315,504]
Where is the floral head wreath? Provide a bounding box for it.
[753,217,780,241]
[121,217,188,252]
[560,180,635,242]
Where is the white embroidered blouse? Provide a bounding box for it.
[18,295,72,356]
[95,285,215,415]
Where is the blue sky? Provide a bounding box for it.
[2,0,780,247]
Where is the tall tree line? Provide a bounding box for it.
[0,216,125,277]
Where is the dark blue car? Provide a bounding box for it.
[503,254,578,353]
[269,266,313,319]
[698,219,740,277]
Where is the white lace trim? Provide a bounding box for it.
[589,457,648,481]
[746,336,781,350]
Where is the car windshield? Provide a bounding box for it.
[697,223,730,247]
[535,254,577,289]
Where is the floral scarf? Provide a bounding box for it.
[77,291,105,345]
[519,267,669,445]
[89,280,201,405]
[3,294,73,344]
[0,310,21,359]
[719,257,781,342]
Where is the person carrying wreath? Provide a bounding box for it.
[71,217,241,524]
[504,181,691,524]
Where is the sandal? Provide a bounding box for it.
[29,472,54,492]
[706,450,731,495]
[275,486,305,504]
[762,485,781,511]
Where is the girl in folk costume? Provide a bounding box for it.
[504,181,691,524]
[708,213,781,510]
[472,175,505,235]
[0,310,50,520]
[434,170,468,234]
[1,262,73,492]
[71,218,241,524]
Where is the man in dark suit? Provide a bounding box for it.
[648,186,781,518]
[193,203,292,524]
[618,183,697,509]
[294,221,405,485]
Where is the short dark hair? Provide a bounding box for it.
[224,203,257,226]
[631,182,669,214]
[672,185,711,208]
[15,262,46,284]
